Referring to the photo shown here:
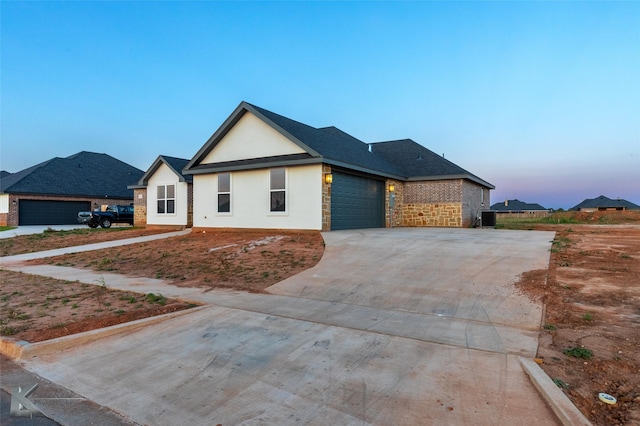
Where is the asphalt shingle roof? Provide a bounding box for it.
[370,139,493,187]
[132,155,193,188]
[1,151,143,199]
[570,195,640,211]
[186,101,494,188]
[490,199,547,211]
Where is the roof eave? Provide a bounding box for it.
[186,157,324,175]
[406,174,495,189]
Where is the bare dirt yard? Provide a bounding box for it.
[2,215,639,425]
[515,215,640,425]
[1,228,324,343]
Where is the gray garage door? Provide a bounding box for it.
[331,171,384,230]
[19,200,91,225]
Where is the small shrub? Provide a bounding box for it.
[582,313,594,321]
[114,309,125,315]
[0,326,18,336]
[563,347,593,359]
[543,324,556,330]
[145,293,166,305]
[553,378,569,389]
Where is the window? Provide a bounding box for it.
[270,168,286,212]
[218,172,231,213]
[157,184,175,214]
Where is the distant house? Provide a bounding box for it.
[128,155,193,229]
[0,151,143,226]
[570,195,640,212]
[181,101,494,231]
[490,199,549,218]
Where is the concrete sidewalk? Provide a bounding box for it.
[1,228,590,425]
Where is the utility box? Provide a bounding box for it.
[481,211,497,227]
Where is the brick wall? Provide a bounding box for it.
[461,181,490,227]
[133,189,147,227]
[187,183,193,227]
[404,180,462,203]
[3,194,133,226]
[395,180,464,227]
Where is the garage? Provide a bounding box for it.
[331,171,385,230]
[19,200,91,225]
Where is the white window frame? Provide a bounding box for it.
[157,184,176,215]
[269,167,287,214]
[217,172,232,214]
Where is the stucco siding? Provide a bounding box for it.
[193,164,322,230]
[202,112,306,164]
[147,164,189,226]
[0,194,8,214]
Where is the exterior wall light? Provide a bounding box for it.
[389,184,395,192]
[325,173,333,184]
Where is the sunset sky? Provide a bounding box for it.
[2,1,638,209]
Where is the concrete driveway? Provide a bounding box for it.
[8,228,565,425]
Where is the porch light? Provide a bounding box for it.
[325,173,333,184]
[389,184,395,192]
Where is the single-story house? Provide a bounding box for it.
[490,199,549,218]
[570,195,640,212]
[0,151,143,226]
[160,101,493,231]
[128,155,193,229]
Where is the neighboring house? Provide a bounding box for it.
[0,151,143,226]
[570,195,640,212]
[182,101,494,231]
[490,199,549,218]
[128,155,193,229]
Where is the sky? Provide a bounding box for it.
[1,1,638,210]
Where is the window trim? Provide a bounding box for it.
[157,183,176,215]
[217,172,232,215]
[269,167,287,214]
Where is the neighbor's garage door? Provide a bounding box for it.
[19,200,91,225]
[331,171,384,230]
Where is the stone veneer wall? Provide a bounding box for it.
[187,183,193,227]
[322,165,331,231]
[386,179,403,227]
[402,203,462,227]
[397,180,464,227]
[133,188,147,227]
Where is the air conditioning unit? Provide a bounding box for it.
[481,211,497,227]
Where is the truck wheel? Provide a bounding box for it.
[100,218,112,228]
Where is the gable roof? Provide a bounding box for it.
[184,101,493,187]
[570,195,640,211]
[490,199,547,211]
[130,155,193,189]
[1,151,143,199]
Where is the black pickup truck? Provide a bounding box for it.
[78,204,134,228]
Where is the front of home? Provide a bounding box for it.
[129,156,193,229]
[161,102,494,231]
[135,102,493,231]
